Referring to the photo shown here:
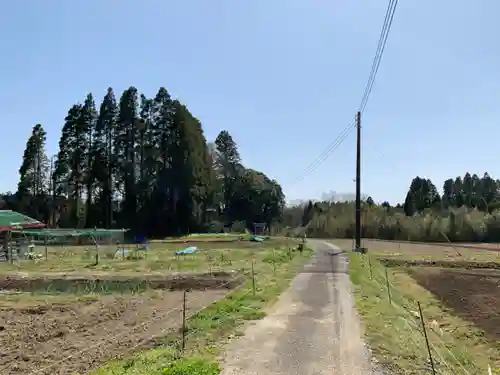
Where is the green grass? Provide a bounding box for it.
[154,234,269,244]
[90,246,313,375]
[161,358,221,375]
[0,238,295,275]
[349,252,497,375]
[183,233,243,238]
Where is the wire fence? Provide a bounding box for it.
[22,246,302,375]
[1,236,299,274]
[358,253,496,375]
[23,273,243,375]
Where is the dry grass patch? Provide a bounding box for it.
[333,238,500,263]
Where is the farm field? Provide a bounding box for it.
[335,238,500,374]
[0,236,305,375]
[408,267,500,341]
[332,238,500,262]
[1,290,226,375]
[0,237,291,275]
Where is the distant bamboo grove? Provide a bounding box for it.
[283,174,500,243]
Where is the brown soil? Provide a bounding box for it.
[0,271,243,293]
[332,239,500,262]
[380,258,500,269]
[0,290,227,375]
[409,267,500,340]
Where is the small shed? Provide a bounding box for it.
[0,210,46,261]
[0,210,46,232]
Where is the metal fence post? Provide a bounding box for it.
[418,301,436,375]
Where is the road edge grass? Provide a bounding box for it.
[348,252,498,375]
[91,245,313,375]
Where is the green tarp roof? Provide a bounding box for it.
[0,210,45,231]
[10,228,129,237]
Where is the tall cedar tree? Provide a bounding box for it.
[93,88,118,228]
[17,124,49,221]
[214,130,242,223]
[114,87,139,229]
[79,93,98,227]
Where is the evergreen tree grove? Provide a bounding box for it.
[4,86,285,237]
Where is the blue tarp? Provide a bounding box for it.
[135,235,147,244]
[249,236,265,242]
[176,246,199,255]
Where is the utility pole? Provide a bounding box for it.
[107,121,113,229]
[355,111,362,251]
[49,156,55,227]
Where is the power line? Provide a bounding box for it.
[294,123,354,182]
[290,123,355,184]
[290,0,398,183]
[359,0,398,114]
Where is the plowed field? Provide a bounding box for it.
[0,290,226,375]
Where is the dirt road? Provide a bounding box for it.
[221,240,381,375]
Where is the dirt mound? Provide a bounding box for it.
[0,271,244,293]
[380,258,500,269]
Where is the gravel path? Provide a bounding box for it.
[221,240,381,375]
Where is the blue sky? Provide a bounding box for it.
[1,0,499,204]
